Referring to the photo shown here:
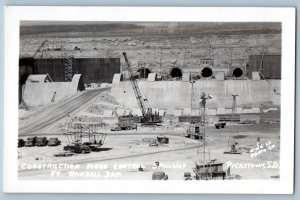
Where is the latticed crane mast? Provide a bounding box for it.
[122,52,161,125]
[122,52,147,117]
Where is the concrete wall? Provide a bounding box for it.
[23,75,82,106]
[111,80,280,109]
[32,58,120,83]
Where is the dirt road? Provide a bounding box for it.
[19,87,110,136]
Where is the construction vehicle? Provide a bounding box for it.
[184,172,192,180]
[82,141,104,151]
[122,52,162,126]
[48,138,61,146]
[149,139,159,147]
[215,122,226,129]
[24,137,37,147]
[18,139,25,148]
[111,114,137,131]
[36,137,48,147]
[149,135,169,147]
[224,141,242,154]
[184,123,204,139]
[64,142,91,154]
[157,135,169,144]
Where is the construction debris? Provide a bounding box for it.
[97,91,119,105]
[87,104,113,115]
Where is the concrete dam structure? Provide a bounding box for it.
[19,22,281,110]
[111,79,280,110]
[23,74,84,106]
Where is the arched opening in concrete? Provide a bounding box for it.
[77,75,85,91]
[232,68,244,78]
[138,68,151,79]
[201,67,213,78]
[170,67,182,78]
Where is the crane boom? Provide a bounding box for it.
[122,52,161,125]
[122,52,147,118]
[33,39,48,58]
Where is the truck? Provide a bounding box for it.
[82,141,103,151]
[47,138,61,146]
[18,139,25,148]
[111,114,137,131]
[36,137,48,146]
[24,137,37,147]
[64,143,91,154]
[184,123,204,140]
[215,122,226,129]
[157,135,169,144]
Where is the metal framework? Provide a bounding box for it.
[122,52,161,125]
[32,39,48,58]
[64,118,107,145]
[64,55,74,82]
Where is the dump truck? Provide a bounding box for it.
[111,114,137,131]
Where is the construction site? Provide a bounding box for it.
[18,22,281,180]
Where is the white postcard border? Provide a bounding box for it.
[3,6,295,194]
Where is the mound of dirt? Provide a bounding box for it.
[97,91,119,105]
[87,104,113,115]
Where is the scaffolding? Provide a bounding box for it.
[64,55,74,82]
[64,117,107,146]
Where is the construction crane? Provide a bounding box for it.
[32,39,48,58]
[122,52,161,125]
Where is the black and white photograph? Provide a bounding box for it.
[3,7,295,194]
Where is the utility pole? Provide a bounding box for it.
[199,92,212,163]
